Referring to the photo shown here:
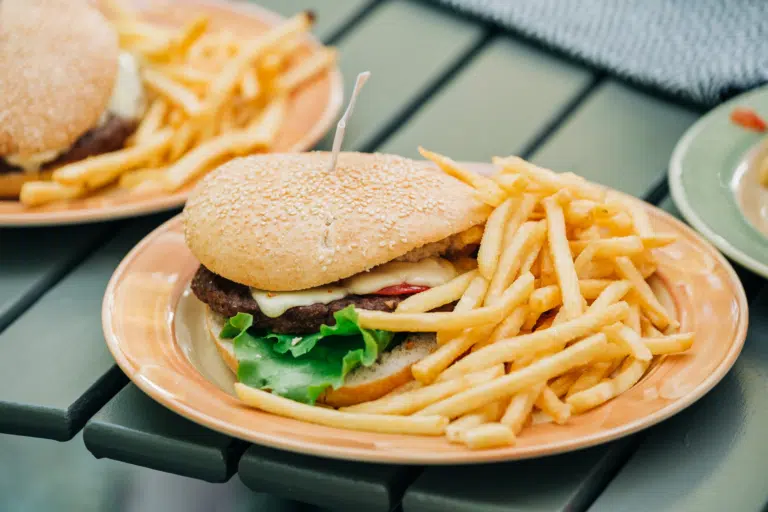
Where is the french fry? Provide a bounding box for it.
[53,129,174,188]
[573,236,645,275]
[173,15,209,58]
[413,324,495,384]
[143,68,203,115]
[169,121,196,160]
[501,384,543,433]
[159,65,214,87]
[446,401,505,443]
[564,200,596,228]
[240,67,260,100]
[396,270,477,314]
[502,195,538,244]
[463,423,516,449]
[419,147,506,207]
[494,156,605,202]
[643,332,694,354]
[360,272,534,333]
[19,181,85,207]
[410,274,535,381]
[477,198,516,279]
[439,302,628,380]
[566,358,649,413]
[535,386,572,424]
[486,221,547,304]
[549,371,582,397]
[479,305,528,350]
[417,334,608,419]
[578,260,616,280]
[519,240,543,275]
[234,384,448,435]
[543,196,583,320]
[163,97,286,192]
[118,168,166,189]
[437,275,489,345]
[596,211,634,235]
[615,257,675,330]
[204,12,314,116]
[278,48,337,92]
[604,323,652,361]
[132,98,168,146]
[569,235,676,255]
[566,359,623,397]
[627,303,643,334]
[587,280,631,312]
[341,365,503,415]
[529,285,561,314]
[626,201,654,237]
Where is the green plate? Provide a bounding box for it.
[669,86,768,278]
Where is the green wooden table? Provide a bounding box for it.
[2,1,768,510]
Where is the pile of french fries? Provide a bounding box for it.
[20,1,335,206]
[235,150,694,451]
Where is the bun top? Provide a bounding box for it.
[0,0,119,155]
[184,152,491,291]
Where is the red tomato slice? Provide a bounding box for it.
[375,284,430,295]
[730,108,767,132]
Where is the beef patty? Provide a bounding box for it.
[191,265,411,334]
[0,114,137,174]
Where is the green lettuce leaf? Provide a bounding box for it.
[221,306,394,404]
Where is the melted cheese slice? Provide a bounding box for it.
[5,52,145,172]
[251,257,458,318]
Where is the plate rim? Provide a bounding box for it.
[0,0,344,228]
[102,176,749,465]
[668,85,768,278]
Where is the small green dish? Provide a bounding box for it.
[669,86,768,278]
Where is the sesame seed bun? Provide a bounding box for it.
[0,0,119,156]
[205,307,435,406]
[183,152,492,291]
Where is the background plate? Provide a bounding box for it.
[669,85,768,278]
[0,0,343,227]
[103,163,748,464]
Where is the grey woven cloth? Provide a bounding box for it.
[429,0,768,106]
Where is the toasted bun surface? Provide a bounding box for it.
[0,170,52,198]
[205,308,435,407]
[184,152,491,291]
[0,0,119,155]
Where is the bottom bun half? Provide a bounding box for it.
[204,307,435,407]
[0,170,52,198]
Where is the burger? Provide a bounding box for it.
[183,152,492,406]
[0,0,145,197]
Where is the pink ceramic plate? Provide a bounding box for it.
[0,0,343,227]
[102,163,748,464]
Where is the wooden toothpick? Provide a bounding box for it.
[328,71,371,172]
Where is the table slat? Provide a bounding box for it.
[403,440,634,512]
[255,0,375,42]
[379,36,593,160]
[0,215,170,440]
[313,0,485,151]
[589,287,768,512]
[0,432,300,512]
[84,385,244,483]
[532,81,698,195]
[239,445,417,512]
[404,87,700,512]
[0,224,109,332]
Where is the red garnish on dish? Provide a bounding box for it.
[375,284,430,295]
[730,108,767,132]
